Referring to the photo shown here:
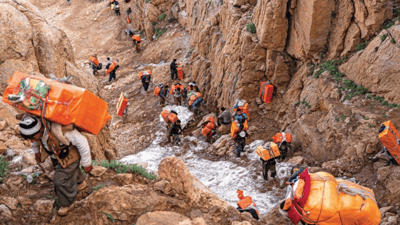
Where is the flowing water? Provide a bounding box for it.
[120,105,293,214]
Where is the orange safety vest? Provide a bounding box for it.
[132,35,141,43]
[106,61,117,75]
[89,56,99,66]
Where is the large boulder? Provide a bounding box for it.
[136,211,192,225]
[339,26,400,103]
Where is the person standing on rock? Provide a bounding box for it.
[18,115,92,216]
[169,120,183,145]
[173,86,183,106]
[140,71,151,92]
[159,84,169,106]
[217,107,231,134]
[170,59,178,80]
[233,124,250,157]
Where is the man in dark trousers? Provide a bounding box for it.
[233,124,250,157]
[159,85,169,106]
[141,71,151,91]
[170,59,178,80]
[169,120,183,145]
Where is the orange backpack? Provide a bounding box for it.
[161,109,178,124]
[188,92,201,106]
[138,70,152,79]
[237,196,253,209]
[202,117,215,136]
[170,84,184,94]
[154,86,161,97]
[132,35,141,43]
[89,56,99,66]
[272,132,292,144]
[106,61,116,75]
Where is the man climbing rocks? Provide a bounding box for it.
[89,55,102,76]
[169,120,183,145]
[201,117,216,143]
[125,29,141,52]
[140,71,151,91]
[170,59,178,80]
[233,124,250,157]
[236,190,259,220]
[159,84,169,106]
[261,142,277,180]
[218,107,231,134]
[19,115,92,216]
[106,57,119,83]
[232,108,248,124]
[173,87,183,106]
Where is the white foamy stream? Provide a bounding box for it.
[120,106,293,214]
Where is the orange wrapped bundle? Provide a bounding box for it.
[132,35,141,43]
[89,56,99,66]
[272,132,292,144]
[379,120,400,164]
[2,72,111,135]
[116,92,128,117]
[281,170,381,225]
[230,120,248,137]
[161,109,178,124]
[170,84,185,95]
[202,117,215,136]
[138,70,152,79]
[259,81,274,103]
[106,61,117,75]
[188,92,201,106]
[256,142,280,161]
[177,64,184,80]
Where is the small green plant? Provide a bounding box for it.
[294,102,299,106]
[175,3,179,6]
[383,114,388,118]
[389,103,398,108]
[381,34,388,42]
[152,21,157,26]
[145,0,151,3]
[189,49,194,53]
[363,116,369,120]
[93,184,105,191]
[338,56,346,64]
[341,115,347,121]
[105,213,115,223]
[384,21,395,29]
[246,23,256,34]
[368,124,372,128]
[139,30,143,34]
[208,0,211,4]
[167,17,175,22]
[335,118,339,122]
[155,27,168,39]
[355,41,368,52]
[0,157,10,182]
[158,14,167,21]
[92,160,157,180]
[391,38,395,43]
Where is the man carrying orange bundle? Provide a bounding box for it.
[18,115,92,216]
[88,55,102,76]
[232,124,250,157]
[106,57,119,83]
[201,117,216,143]
[236,190,259,220]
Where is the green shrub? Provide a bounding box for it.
[152,21,157,26]
[93,184,105,191]
[294,102,299,106]
[92,160,157,180]
[158,14,167,21]
[355,41,368,52]
[363,116,369,120]
[381,34,388,42]
[341,115,347,121]
[0,157,10,183]
[389,103,398,108]
[145,0,150,2]
[246,23,256,34]
[391,38,395,43]
[155,27,168,39]
[167,17,175,22]
[385,21,394,29]
[105,213,115,223]
[335,118,339,122]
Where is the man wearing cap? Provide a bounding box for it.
[19,115,92,216]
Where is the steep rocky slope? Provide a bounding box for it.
[1,0,400,224]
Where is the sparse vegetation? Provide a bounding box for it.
[384,21,395,29]
[300,99,311,109]
[145,0,151,3]
[391,38,395,43]
[0,157,10,183]
[294,102,300,106]
[92,160,157,180]
[167,17,175,22]
[139,30,143,34]
[152,21,157,26]
[363,116,369,120]
[93,184,105,191]
[189,49,194,53]
[155,27,168,39]
[246,23,256,34]
[341,115,347,121]
[381,34,388,42]
[105,213,115,223]
[335,118,339,122]
[158,14,167,21]
[355,41,369,52]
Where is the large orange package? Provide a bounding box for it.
[230,120,248,137]
[2,72,111,135]
[89,56,99,66]
[161,109,178,124]
[234,101,250,120]
[116,92,128,117]
[272,132,292,144]
[189,92,202,106]
[282,171,381,225]
[202,117,215,136]
[170,84,185,95]
[177,64,184,80]
[256,142,280,161]
[106,61,117,75]
[259,81,274,103]
[379,120,400,164]
[138,70,152,79]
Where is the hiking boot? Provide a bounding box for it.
[77,181,87,191]
[58,203,74,216]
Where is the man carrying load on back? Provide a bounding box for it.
[233,124,250,157]
[232,108,247,124]
[140,71,151,92]
[88,55,102,76]
[218,107,231,134]
[169,120,183,145]
[106,57,119,83]
[19,115,92,216]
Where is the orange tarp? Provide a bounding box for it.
[272,132,292,143]
[379,120,400,164]
[289,172,381,225]
[2,72,111,135]
[259,82,274,103]
[177,64,184,80]
[256,143,280,161]
[116,92,128,117]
